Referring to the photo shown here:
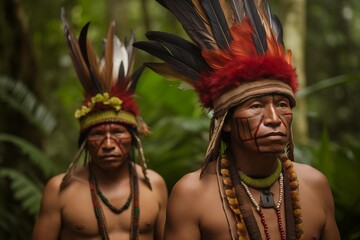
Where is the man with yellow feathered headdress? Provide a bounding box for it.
[32,10,167,240]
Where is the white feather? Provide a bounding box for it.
[113,36,128,79]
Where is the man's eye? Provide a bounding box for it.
[278,102,289,108]
[92,131,103,136]
[250,103,262,109]
[112,129,124,134]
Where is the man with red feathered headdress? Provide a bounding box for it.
[134,0,340,239]
[32,10,168,240]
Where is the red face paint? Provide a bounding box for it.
[227,95,292,154]
[87,123,132,170]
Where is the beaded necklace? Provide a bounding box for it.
[89,162,139,240]
[241,173,286,240]
[94,170,132,214]
[219,154,304,240]
[238,159,282,189]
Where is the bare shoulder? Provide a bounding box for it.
[292,163,340,239]
[167,169,203,215]
[147,168,167,187]
[292,162,333,205]
[170,169,204,199]
[43,173,65,195]
[293,162,330,186]
[134,164,167,189]
[43,167,88,196]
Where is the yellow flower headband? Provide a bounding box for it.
[75,93,123,119]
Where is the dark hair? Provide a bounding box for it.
[220,107,236,147]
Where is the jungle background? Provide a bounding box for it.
[0,0,359,239]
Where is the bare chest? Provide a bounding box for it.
[60,182,159,239]
[198,175,326,240]
[299,186,327,240]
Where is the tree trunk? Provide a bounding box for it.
[1,0,44,161]
[282,0,308,144]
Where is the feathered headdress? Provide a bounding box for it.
[134,0,298,168]
[61,9,151,189]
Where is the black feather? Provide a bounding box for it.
[145,31,210,72]
[78,23,103,92]
[263,0,284,46]
[133,41,200,81]
[146,31,199,55]
[201,0,232,49]
[229,0,245,21]
[119,62,125,83]
[243,0,267,54]
[129,65,145,92]
[271,16,284,46]
[61,10,92,93]
[157,0,216,49]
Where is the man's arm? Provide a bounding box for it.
[164,173,201,240]
[318,174,341,240]
[32,175,63,240]
[149,171,168,240]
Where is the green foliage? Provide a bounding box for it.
[0,168,42,217]
[0,76,58,238]
[297,73,360,98]
[0,133,57,178]
[0,76,57,135]
[0,133,55,239]
[136,70,209,189]
[297,131,360,240]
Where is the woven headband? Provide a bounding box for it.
[214,80,296,117]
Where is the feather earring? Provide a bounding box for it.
[60,140,86,190]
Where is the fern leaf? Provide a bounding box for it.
[0,133,57,177]
[0,169,42,217]
[0,76,57,135]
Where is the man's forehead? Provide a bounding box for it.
[90,123,127,130]
[243,94,291,102]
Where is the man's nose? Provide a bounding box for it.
[263,104,281,126]
[102,133,116,151]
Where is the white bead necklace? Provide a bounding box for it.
[241,173,284,211]
[241,173,285,240]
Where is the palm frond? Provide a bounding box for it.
[297,73,360,98]
[0,168,42,217]
[0,76,57,135]
[0,133,57,177]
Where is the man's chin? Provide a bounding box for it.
[96,160,127,171]
[256,142,286,154]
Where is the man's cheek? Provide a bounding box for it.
[87,141,100,155]
[235,116,262,142]
[280,113,293,129]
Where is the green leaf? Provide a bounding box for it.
[0,133,57,177]
[297,73,360,98]
[0,76,57,135]
[0,169,42,217]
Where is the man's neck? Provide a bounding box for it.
[229,146,280,178]
[89,160,131,185]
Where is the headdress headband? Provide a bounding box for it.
[134,0,298,168]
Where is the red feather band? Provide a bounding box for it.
[194,19,298,110]
[196,55,298,110]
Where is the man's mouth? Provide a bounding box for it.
[257,132,286,139]
[100,155,121,160]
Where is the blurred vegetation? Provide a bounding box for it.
[0,0,359,239]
